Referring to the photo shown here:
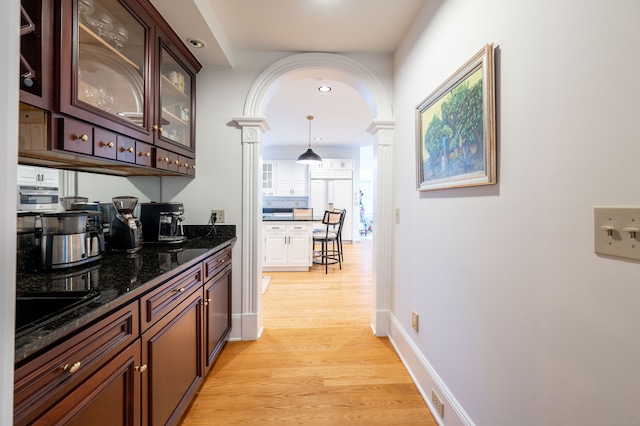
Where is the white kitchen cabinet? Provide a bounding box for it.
[275,160,308,195]
[331,159,354,170]
[309,179,353,242]
[262,161,275,195]
[17,165,59,187]
[263,222,312,271]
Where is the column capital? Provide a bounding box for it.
[367,120,395,147]
[233,117,271,144]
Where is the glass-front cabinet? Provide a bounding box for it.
[76,0,147,129]
[156,43,194,152]
[58,0,198,157]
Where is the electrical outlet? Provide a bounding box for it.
[211,209,226,223]
[411,310,419,332]
[431,389,444,418]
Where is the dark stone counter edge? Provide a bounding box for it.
[15,231,236,365]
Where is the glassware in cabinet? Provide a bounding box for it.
[158,46,193,150]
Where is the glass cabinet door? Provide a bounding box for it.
[75,0,146,129]
[159,46,192,148]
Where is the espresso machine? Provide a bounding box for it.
[139,202,186,244]
[109,196,143,253]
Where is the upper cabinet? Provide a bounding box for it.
[58,0,199,157]
[18,0,201,176]
[19,0,54,110]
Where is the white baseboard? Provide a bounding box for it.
[388,313,475,426]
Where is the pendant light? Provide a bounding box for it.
[296,115,323,164]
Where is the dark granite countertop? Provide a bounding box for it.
[15,225,236,365]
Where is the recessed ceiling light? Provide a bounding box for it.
[318,85,331,93]
[187,38,205,48]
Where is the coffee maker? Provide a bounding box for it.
[109,196,143,253]
[139,202,186,244]
[40,211,103,269]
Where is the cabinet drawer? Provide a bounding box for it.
[93,128,117,160]
[117,135,136,163]
[265,224,287,232]
[135,141,153,167]
[57,117,93,155]
[203,245,232,282]
[141,263,202,330]
[287,224,309,232]
[14,301,139,426]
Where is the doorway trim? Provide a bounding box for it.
[234,52,394,339]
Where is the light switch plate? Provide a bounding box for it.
[594,207,640,260]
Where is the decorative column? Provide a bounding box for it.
[233,116,270,340]
[367,119,395,336]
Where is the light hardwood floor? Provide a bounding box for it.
[180,239,437,425]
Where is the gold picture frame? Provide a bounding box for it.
[416,44,496,191]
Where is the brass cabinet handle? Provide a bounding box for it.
[217,259,225,264]
[152,125,159,131]
[135,364,147,373]
[76,134,88,142]
[173,160,180,165]
[63,361,81,374]
[158,156,169,163]
[139,151,151,157]
[191,165,196,170]
[99,141,114,148]
[121,146,134,153]
[182,162,189,168]
[173,287,186,293]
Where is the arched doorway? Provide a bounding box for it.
[234,52,395,339]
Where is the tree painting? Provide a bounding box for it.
[421,67,484,182]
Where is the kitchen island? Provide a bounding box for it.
[14,226,236,426]
[262,218,315,271]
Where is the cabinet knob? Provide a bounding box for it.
[173,287,186,293]
[76,134,88,142]
[152,125,159,131]
[173,160,180,165]
[139,151,151,157]
[99,141,114,148]
[135,364,147,373]
[62,361,82,374]
[158,156,169,163]
[191,165,196,170]
[182,162,189,168]
[122,146,134,153]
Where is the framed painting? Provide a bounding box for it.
[416,44,496,191]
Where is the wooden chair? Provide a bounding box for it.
[312,210,344,273]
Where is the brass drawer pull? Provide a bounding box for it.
[135,364,147,373]
[76,134,88,142]
[123,146,134,153]
[217,259,225,264]
[139,151,151,157]
[99,141,114,148]
[62,361,81,374]
[173,287,186,293]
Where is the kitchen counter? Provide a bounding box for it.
[262,215,316,221]
[15,225,236,365]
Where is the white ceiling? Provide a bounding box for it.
[150,0,426,149]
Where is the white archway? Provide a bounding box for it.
[234,52,395,339]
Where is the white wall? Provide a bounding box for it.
[2,1,19,424]
[391,0,640,425]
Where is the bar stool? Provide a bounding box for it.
[312,210,343,273]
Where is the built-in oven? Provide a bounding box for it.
[17,185,59,212]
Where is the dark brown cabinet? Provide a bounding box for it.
[142,288,204,425]
[204,264,231,373]
[14,301,139,426]
[18,0,200,176]
[14,243,234,425]
[29,341,142,426]
[20,0,54,110]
